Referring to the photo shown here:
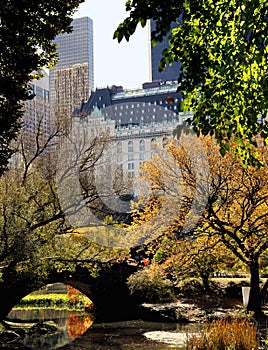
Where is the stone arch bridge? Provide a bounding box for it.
[0,262,140,322]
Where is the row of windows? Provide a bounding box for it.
[127,153,146,161]
[103,100,180,108]
[117,138,159,153]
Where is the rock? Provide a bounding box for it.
[0,330,20,343]
[27,322,58,336]
[138,300,234,323]
[0,330,30,349]
[144,330,188,346]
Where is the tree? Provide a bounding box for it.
[114,0,268,165]
[0,123,125,321]
[154,235,236,291]
[132,135,268,316]
[0,0,84,174]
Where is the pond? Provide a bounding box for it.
[6,308,198,350]
[7,308,94,349]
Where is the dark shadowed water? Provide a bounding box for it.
[7,309,199,350]
[58,320,198,350]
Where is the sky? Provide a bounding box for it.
[74,0,150,89]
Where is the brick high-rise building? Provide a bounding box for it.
[50,17,94,120]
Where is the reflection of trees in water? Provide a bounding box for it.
[67,313,94,340]
[67,285,93,310]
[7,309,94,349]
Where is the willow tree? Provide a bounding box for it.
[0,0,83,174]
[115,0,268,165]
[134,135,268,316]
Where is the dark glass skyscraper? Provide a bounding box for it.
[49,17,94,119]
[149,20,181,83]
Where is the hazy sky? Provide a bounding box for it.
[74,0,150,89]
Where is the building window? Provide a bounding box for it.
[117,141,122,153]
[128,162,134,170]
[117,155,123,163]
[139,153,146,160]
[139,139,145,151]
[128,141,134,152]
[162,137,168,147]
[151,138,157,150]
[128,154,134,161]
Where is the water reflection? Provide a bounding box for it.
[7,308,94,349]
[6,308,197,350]
[58,320,199,350]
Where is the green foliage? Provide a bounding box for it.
[0,0,83,173]
[15,293,89,311]
[127,267,175,303]
[0,149,121,310]
[114,0,183,43]
[115,0,268,165]
[16,294,70,308]
[176,278,205,297]
[186,318,258,350]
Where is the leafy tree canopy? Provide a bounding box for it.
[0,0,84,174]
[132,135,268,315]
[114,0,268,165]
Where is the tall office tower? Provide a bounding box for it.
[50,17,94,122]
[149,20,182,83]
[23,71,52,151]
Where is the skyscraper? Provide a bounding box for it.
[23,72,51,150]
[49,17,94,120]
[149,20,181,83]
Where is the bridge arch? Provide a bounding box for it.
[1,263,139,322]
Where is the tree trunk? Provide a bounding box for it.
[247,258,264,317]
[260,279,268,306]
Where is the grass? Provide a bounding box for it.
[186,318,259,350]
[14,293,92,311]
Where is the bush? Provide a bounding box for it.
[224,281,249,299]
[127,267,175,303]
[186,318,258,350]
[176,278,205,297]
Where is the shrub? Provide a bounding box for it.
[224,281,249,299]
[176,278,205,297]
[186,318,258,350]
[127,267,175,303]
